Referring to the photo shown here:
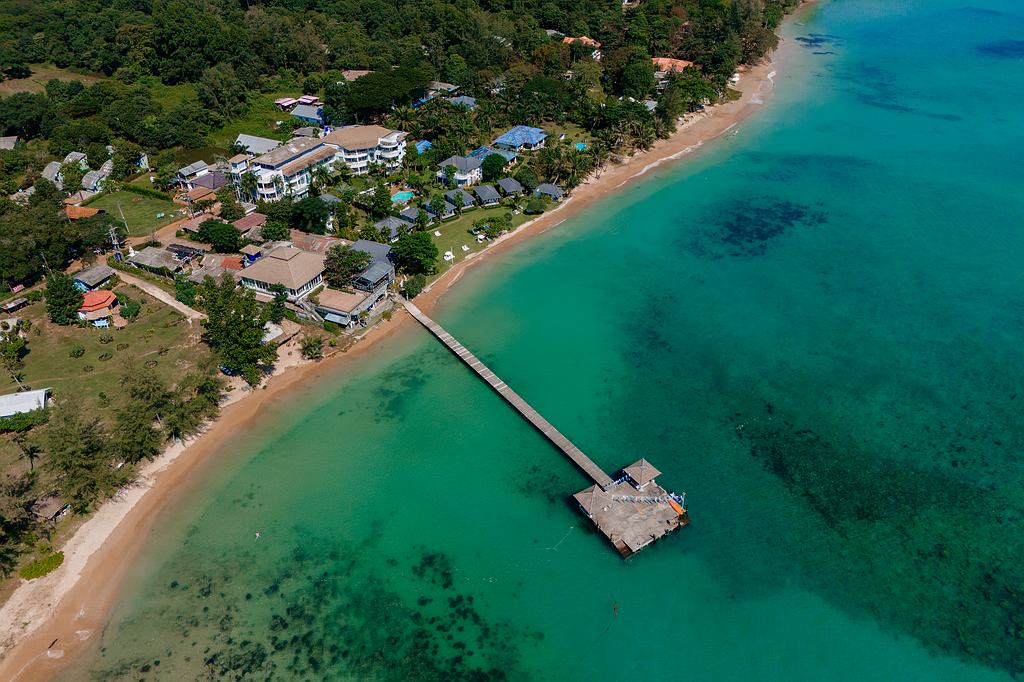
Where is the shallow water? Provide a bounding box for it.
[61,1,1024,679]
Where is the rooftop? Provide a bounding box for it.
[652,57,694,73]
[241,246,325,289]
[494,125,548,148]
[623,458,662,487]
[0,388,50,418]
[252,138,324,168]
[78,290,117,313]
[496,177,524,194]
[73,263,114,287]
[233,212,267,232]
[351,239,392,265]
[573,478,686,557]
[315,287,371,314]
[235,134,281,155]
[474,185,501,202]
[438,155,483,174]
[177,160,208,177]
[130,246,181,271]
[323,125,406,151]
[291,104,323,120]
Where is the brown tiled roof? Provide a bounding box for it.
[652,57,694,73]
[240,246,324,290]
[323,125,405,151]
[232,212,267,232]
[279,146,335,177]
[316,287,370,314]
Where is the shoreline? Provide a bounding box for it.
[0,41,791,680]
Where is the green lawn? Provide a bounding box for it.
[85,191,185,237]
[0,63,105,97]
[429,203,531,274]
[0,284,213,478]
[208,91,293,147]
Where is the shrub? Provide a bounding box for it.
[116,343,129,351]
[69,344,85,358]
[0,409,48,434]
[83,364,94,372]
[301,335,324,360]
[404,274,427,298]
[144,360,158,368]
[323,320,340,335]
[25,290,43,302]
[120,295,142,319]
[19,551,64,580]
[98,334,114,344]
[98,352,113,361]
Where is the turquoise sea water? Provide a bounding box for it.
[61,1,1024,679]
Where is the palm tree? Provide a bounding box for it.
[239,172,258,202]
[311,166,331,192]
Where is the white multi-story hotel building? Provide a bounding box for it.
[322,125,407,175]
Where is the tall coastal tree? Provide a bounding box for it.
[44,271,84,325]
[198,274,277,386]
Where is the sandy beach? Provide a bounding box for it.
[0,49,784,680]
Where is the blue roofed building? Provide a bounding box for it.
[415,140,433,155]
[445,95,477,110]
[494,125,548,151]
[291,104,325,125]
[469,145,518,165]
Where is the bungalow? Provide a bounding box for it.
[494,125,548,152]
[129,246,184,275]
[41,161,63,188]
[374,216,408,243]
[623,458,661,491]
[240,244,264,264]
[291,104,324,125]
[233,212,267,239]
[437,156,483,187]
[234,134,281,156]
[77,289,124,328]
[445,95,477,110]
[0,136,17,151]
[496,177,525,196]
[239,246,325,301]
[81,169,108,192]
[274,97,299,110]
[535,182,564,201]
[191,171,230,192]
[399,206,430,225]
[176,161,209,189]
[322,125,408,174]
[0,388,50,418]
[474,185,501,206]
[445,188,476,209]
[73,263,115,291]
[563,35,602,60]
[296,95,322,106]
[414,140,433,155]
[63,151,88,169]
[426,200,457,221]
[31,493,68,522]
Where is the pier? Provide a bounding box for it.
[400,298,688,557]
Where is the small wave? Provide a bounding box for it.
[623,141,705,184]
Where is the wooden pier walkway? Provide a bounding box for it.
[401,298,614,489]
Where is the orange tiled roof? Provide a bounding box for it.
[221,256,244,271]
[563,36,601,48]
[78,289,117,312]
[64,205,101,220]
[652,57,694,73]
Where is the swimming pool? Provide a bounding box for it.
[391,191,415,203]
[575,142,588,151]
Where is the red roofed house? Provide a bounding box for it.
[77,290,125,328]
[563,36,602,60]
[652,57,694,74]
[232,212,268,237]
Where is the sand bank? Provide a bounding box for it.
[0,47,786,680]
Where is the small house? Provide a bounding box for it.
[31,493,68,522]
[352,260,395,293]
[314,288,381,328]
[239,246,325,302]
[77,290,124,328]
[234,134,281,156]
[274,97,298,110]
[240,244,263,264]
[81,169,109,192]
[232,211,268,238]
[73,264,115,291]
[399,206,430,225]
[1,298,28,314]
[494,125,548,152]
[474,185,501,206]
[415,140,433,155]
[41,161,63,188]
[535,183,564,202]
[62,151,88,169]
[0,388,51,418]
[496,177,525,196]
[129,246,184,275]
[426,200,457,221]
[176,160,209,189]
[445,95,477,110]
[374,216,408,243]
[445,188,476,209]
[291,104,325,126]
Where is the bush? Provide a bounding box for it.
[300,335,324,360]
[0,408,48,434]
[323,320,341,335]
[98,352,113,361]
[69,344,85,358]
[404,274,427,298]
[83,364,94,372]
[25,290,43,302]
[120,295,142,319]
[98,334,114,344]
[116,343,129,351]
[19,551,64,580]
[122,184,172,201]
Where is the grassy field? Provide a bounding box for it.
[0,283,212,474]
[430,203,531,274]
[208,90,293,147]
[0,64,105,97]
[85,191,185,237]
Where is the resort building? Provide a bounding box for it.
[240,138,336,202]
[436,155,483,187]
[445,188,476,208]
[291,104,324,125]
[77,290,124,328]
[322,125,408,175]
[239,246,325,301]
[373,216,408,243]
[494,125,548,152]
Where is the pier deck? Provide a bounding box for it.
[400,298,687,556]
[402,298,614,488]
